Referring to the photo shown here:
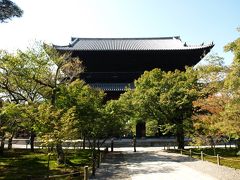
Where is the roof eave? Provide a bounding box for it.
[54,44,214,52]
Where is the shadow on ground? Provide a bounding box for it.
[90,152,131,180]
[91,150,198,179]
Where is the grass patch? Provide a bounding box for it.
[65,149,92,166]
[167,148,240,169]
[0,149,93,179]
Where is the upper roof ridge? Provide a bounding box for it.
[70,36,181,41]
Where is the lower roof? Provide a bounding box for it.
[89,83,134,91]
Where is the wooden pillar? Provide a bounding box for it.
[201,151,204,161]
[84,166,88,180]
[217,154,220,166]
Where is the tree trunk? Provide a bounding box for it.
[0,136,5,155]
[91,139,96,177]
[176,120,184,149]
[213,145,216,156]
[30,131,35,152]
[83,136,85,150]
[97,140,100,151]
[236,139,240,150]
[56,143,64,164]
[51,88,57,106]
[92,150,96,177]
[8,133,14,150]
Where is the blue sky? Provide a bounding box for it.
[0,0,239,65]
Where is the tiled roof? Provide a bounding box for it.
[54,37,214,51]
[89,83,134,91]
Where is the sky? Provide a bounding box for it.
[0,0,239,65]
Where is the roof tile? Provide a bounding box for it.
[54,37,214,51]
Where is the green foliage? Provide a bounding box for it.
[195,54,226,95]
[0,102,24,138]
[146,119,158,136]
[105,96,136,136]
[224,29,240,98]
[36,103,78,146]
[224,30,240,96]
[104,100,129,137]
[56,79,125,150]
[18,43,83,105]
[128,68,199,134]
[0,43,85,161]
[0,50,43,103]
[192,31,240,144]
[0,43,83,104]
[224,28,240,64]
[219,100,240,139]
[56,80,105,139]
[192,55,230,145]
[110,67,200,148]
[20,103,39,134]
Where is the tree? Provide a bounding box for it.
[30,44,83,105]
[21,103,40,152]
[195,54,226,96]
[192,83,240,150]
[0,102,24,154]
[56,80,124,175]
[0,49,44,151]
[191,31,240,149]
[0,50,43,103]
[0,0,23,22]
[56,79,124,147]
[222,29,240,143]
[224,28,240,64]
[105,91,138,137]
[224,28,240,96]
[36,103,77,164]
[220,101,240,141]
[192,95,227,153]
[25,44,83,163]
[0,43,84,163]
[105,98,135,137]
[56,80,105,148]
[0,49,43,151]
[192,54,229,150]
[117,68,199,149]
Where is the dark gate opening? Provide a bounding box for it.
[136,122,146,138]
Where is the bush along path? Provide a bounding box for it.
[167,148,240,169]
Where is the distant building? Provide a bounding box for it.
[55,36,214,137]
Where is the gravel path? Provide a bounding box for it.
[153,151,240,180]
[91,147,240,180]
